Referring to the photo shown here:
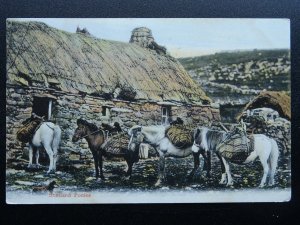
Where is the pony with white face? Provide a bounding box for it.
[192,127,279,187]
[128,125,210,186]
[28,122,62,174]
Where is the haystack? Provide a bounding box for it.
[237,91,290,120]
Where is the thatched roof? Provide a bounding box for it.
[6,20,210,104]
[237,91,291,120]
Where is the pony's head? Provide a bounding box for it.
[128,125,142,136]
[72,118,98,142]
[191,127,208,155]
[128,125,143,151]
[128,132,145,152]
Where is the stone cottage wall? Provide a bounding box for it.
[6,86,220,167]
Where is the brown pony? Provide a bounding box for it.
[72,119,139,180]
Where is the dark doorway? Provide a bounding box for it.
[32,97,50,119]
[219,104,245,123]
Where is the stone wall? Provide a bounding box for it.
[6,85,220,166]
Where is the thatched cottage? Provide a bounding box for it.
[237,91,291,154]
[6,20,220,163]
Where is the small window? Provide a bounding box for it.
[102,106,107,116]
[32,97,53,120]
[102,106,111,117]
[161,106,171,125]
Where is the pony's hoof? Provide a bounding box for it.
[96,178,104,183]
[123,176,131,181]
[268,180,275,186]
[46,170,55,175]
[226,182,234,187]
[186,176,193,182]
[219,179,227,185]
[154,180,162,187]
[187,172,195,181]
[36,164,42,169]
[27,164,33,169]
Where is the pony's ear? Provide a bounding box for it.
[194,128,200,139]
[131,126,142,135]
[77,118,84,125]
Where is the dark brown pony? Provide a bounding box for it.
[72,119,139,180]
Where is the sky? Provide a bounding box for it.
[11,18,290,58]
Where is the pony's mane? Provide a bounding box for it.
[194,127,226,140]
[77,118,99,132]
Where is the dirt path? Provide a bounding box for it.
[6,154,291,192]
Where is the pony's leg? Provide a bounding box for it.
[125,151,135,179]
[125,158,133,179]
[155,151,166,187]
[43,144,54,173]
[98,151,105,180]
[268,139,279,186]
[216,152,227,184]
[258,152,270,188]
[188,152,200,180]
[256,139,272,187]
[52,146,58,171]
[92,151,100,179]
[259,160,269,188]
[35,148,41,167]
[27,144,33,168]
[221,157,233,186]
[203,151,211,178]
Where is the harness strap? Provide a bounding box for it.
[30,121,44,139]
[79,129,105,140]
[45,123,54,130]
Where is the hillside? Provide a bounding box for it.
[179,49,290,105]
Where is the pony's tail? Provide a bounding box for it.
[268,138,279,184]
[52,125,62,151]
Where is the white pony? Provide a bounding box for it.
[192,127,279,187]
[28,122,61,174]
[128,125,199,186]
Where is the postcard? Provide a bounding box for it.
[6,18,291,203]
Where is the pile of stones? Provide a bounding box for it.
[244,116,291,155]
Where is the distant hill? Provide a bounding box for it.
[179,49,290,70]
[178,49,290,105]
